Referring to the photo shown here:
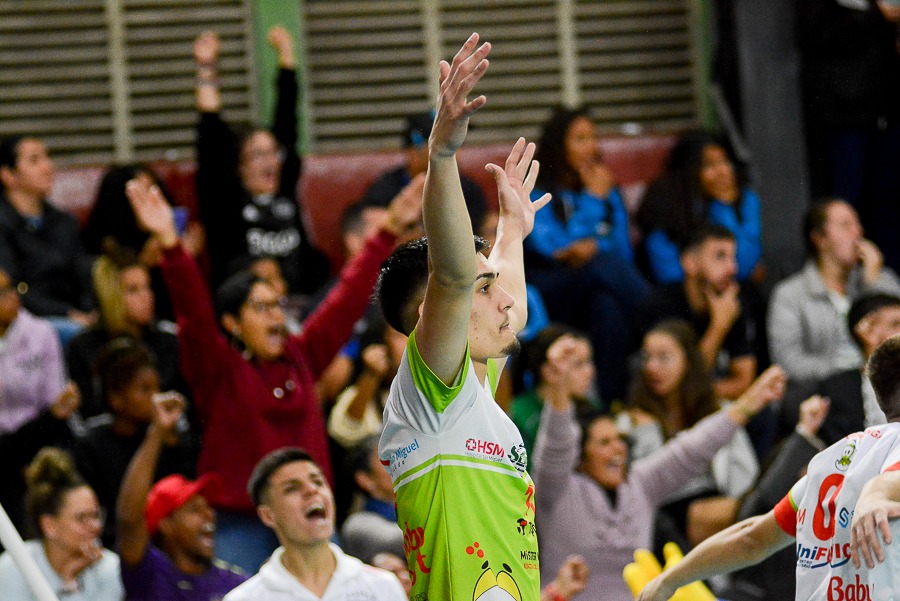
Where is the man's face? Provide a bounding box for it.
[2,138,54,198]
[163,495,217,565]
[856,305,900,356]
[815,201,863,269]
[689,238,738,293]
[238,130,281,196]
[259,460,335,547]
[468,253,519,362]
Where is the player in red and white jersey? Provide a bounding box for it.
[638,335,900,601]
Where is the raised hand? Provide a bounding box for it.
[733,365,786,420]
[150,391,186,446]
[430,33,491,158]
[267,25,295,68]
[193,31,220,66]
[361,344,390,380]
[384,172,425,236]
[552,554,589,599]
[705,282,741,332]
[797,395,829,438]
[486,137,551,238]
[50,382,81,420]
[126,179,178,249]
[858,239,884,285]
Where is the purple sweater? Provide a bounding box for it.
[533,405,740,601]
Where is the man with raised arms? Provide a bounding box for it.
[375,33,551,601]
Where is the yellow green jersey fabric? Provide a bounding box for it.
[378,331,540,601]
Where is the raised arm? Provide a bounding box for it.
[416,33,491,384]
[486,138,552,335]
[194,31,221,114]
[117,392,185,567]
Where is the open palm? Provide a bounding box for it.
[487,137,551,237]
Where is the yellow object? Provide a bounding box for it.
[623,543,717,601]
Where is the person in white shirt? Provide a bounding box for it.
[637,334,900,601]
[223,447,405,601]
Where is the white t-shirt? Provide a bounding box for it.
[774,423,900,600]
[223,543,405,601]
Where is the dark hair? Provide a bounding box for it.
[83,163,171,256]
[848,293,900,349]
[0,135,24,170]
[214,270,266,319]
[678,223,736,257]
[803,198,845,259]
[25,448,87,536]
[248,447,316,506]
[341,201,376,238]
[403,112,435,148]
[348,434,380,478]
[637,131,744,246]
[629,320,717,437]
[575,407,624,467]
[866,335,900,419]
[376,235,488,335]
[93,338,157,404]
[534,105,593,195]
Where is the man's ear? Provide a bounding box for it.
[0,165,15,190]
[680,251,698,277]
[354,471,374,496]
[39,514,58,541]
[221,313,240,337]
[257,504,276,529]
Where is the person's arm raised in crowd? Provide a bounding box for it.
[414,33,491,384]
[194,31,221,113]
[486,139,551,343]
[117,392,185,567]
[636,510,794,601]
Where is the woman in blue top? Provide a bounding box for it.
[526,107,650,402]
[637,131,762,284]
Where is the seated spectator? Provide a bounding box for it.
[621,320,761,546]
[640,225,757,400]
[327,322,406,450]
[66,253,181,419]
[723,395,830,601]
[125,165,420,573]
[0,447,122,601]
[510,324,598,462]
[0,135,95,344]
[637,131,762,284]
[224,447,406,600]
[526,106,650,402]
[193,27,331,293]
[361,110,487,232]
[0,266,79,533]
[768,198,900,383]
[340,435,404,565]
[116,392,246,601]
[533,344,785,601]
[73,339,196,547]
[782,293,900,445]
[80,163,203,322]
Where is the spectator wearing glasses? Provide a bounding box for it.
[0,447,123,601]
[125,161,421,573]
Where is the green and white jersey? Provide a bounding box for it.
[379,330,540,601]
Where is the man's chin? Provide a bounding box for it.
[500,337,521,358]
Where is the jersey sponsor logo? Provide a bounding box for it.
[507,443,528,472]
[465,438,506,460]
[796,541,852,569]
[835,438,859,471]
[838,507,854,529]
[403,522,431,587]
[828,574,873,601]
[389,439,420,469]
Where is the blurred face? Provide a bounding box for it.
[236,282,287,361]
[564,116,599,171]
[120,266,154,327]
[468,254,518,362]
[112,366,159,423]
[857,305,900,355]
[1,138,54,199]
[259,460,335,547]
[239,131,281,196]
[580,417,628,489]
[344,207,388,258]
[641,331,688,399]
[250,258,288,297]
[42,486,104,555]
[364,450,396,502]
[686,238,738,293]
[0,271,20,328]
[815,202,863,268]
[161,495,217,565]
[699,145,737,201]
[372,553,412,595]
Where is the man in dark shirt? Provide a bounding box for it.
[640,225,757,400]
[361,111,487,232]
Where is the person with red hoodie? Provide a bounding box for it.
[125,176,421,573]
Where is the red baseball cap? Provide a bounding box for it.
[145,473,221,536]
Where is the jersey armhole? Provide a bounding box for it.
[407,329,469,413]
[773,491,798,538]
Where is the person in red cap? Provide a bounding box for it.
[116,392,246,600]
